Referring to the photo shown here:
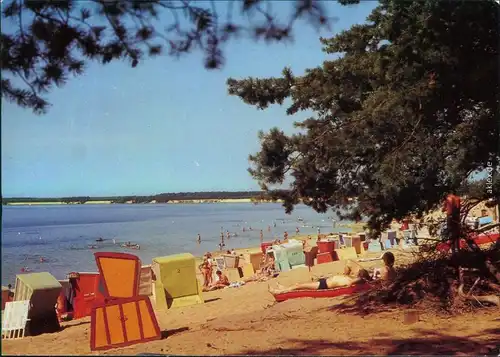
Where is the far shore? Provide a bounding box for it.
[4,198,283,206]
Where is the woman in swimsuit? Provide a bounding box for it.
[269,269,372,295]
[198,256,213,288]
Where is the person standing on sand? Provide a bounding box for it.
[442,192,461,253]
[199,255,213,288]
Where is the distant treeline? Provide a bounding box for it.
[2,191,272,205]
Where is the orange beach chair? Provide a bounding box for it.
[90,252,161,351]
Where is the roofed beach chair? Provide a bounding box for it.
[90,252,162,351]
[13,272,62,335]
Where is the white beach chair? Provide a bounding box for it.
[2,300,30,339]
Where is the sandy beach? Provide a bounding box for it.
[2,247,499,356]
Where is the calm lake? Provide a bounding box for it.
[1,203,350,285]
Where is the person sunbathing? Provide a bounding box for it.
[269,269,372,295]
[203,270,230,291]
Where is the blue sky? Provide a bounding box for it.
[1,1,377,197]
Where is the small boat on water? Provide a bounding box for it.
[121,242,141,250]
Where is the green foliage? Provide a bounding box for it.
[227,0,500,234]
[1,0,335,114]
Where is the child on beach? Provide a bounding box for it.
[372,252,396,282]
[344,252,396,283]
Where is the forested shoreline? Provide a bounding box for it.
[2,191,273,205]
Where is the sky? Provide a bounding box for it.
[1,1,377,198]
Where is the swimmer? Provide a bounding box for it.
[197,234,201,244]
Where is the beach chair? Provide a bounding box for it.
[151,253,204,310]
[1,286,11,311]
[2,300,30,340]
[13,272,62,335]
[214,257,226,271]
[90,252,162,351]
[338,235,347,249]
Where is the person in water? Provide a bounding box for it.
[197,234,201,244]
[269,269,372,295]
[260,230,264,242]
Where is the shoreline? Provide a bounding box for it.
[4,198,283,206]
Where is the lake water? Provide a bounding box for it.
[1,203,350,285]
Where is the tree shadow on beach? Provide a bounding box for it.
[236,330,500,356]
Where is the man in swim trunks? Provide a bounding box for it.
[269,269,371,295]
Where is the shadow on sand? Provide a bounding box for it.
[236,329,500,356]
